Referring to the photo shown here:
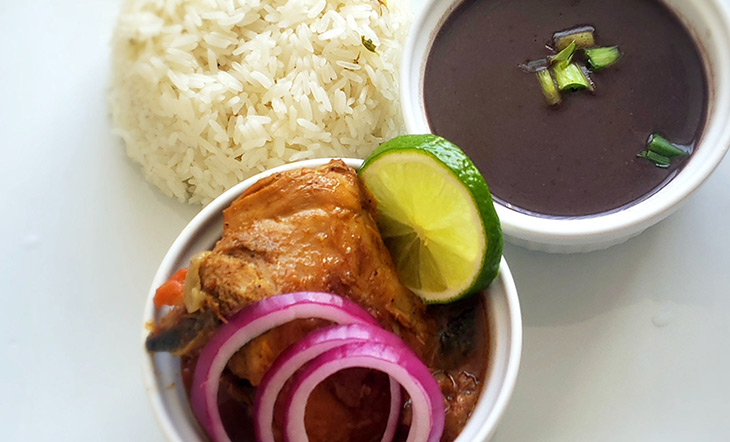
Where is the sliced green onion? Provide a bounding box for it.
[646,133,689,158]
[550,41,576,68]
[536,69,561,105]
[552,62,590,91]
[579,65,596,92]
[637,134,690,167]
[522,25,620,105]
[637,150,671,168]
[554,26,596,51]
[585,46,621,70]
[361,36,378,54]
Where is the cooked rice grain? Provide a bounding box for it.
[109,0,410,204]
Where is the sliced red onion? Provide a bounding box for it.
[283,342,445,442]
[190,292,378,442]
[254,324,404,442]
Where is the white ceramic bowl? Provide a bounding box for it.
[142,158,523,442]
[401,0,730,253]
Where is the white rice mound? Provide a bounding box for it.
[110,0,411,204]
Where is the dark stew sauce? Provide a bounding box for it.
[424,0,708,217]
[181,294,489,442]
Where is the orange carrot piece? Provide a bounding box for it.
[153,268,188,308]
[170,268,188,284]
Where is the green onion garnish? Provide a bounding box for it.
[552,62,591,91]
[550,41,576,68]
[536,69,561,106]
[361,36,378,54]
[553,26,596,51]
[579,65,596,92]
[646,133,689,158]
[585,46,621,70]
[637,133,690,167]
[637,150,671,168]
[521,25,619,106]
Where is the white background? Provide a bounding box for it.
[1,0,728,441]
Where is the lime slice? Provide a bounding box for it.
[359,134,503,304]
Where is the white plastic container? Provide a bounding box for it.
[142,158,523,442]
[401,0,730,253]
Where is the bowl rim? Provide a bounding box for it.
[141,157,523,442]
[400,0,730,246]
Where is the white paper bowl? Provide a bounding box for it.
[142,158,523,442]
[401,0,730,253]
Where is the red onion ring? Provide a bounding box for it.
[283,342,445,442]
[190,292,378,442]
[254,324,404,442]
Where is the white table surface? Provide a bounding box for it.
[1,1,728,441]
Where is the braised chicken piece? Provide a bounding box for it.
[148,160,433,363]
[146,160,488,442]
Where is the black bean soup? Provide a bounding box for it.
[424,0,708,217]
